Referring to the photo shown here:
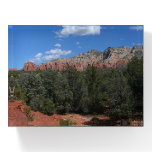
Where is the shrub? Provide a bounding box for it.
[19,73,46,104]
[40,99,56,115]
[91,117,100,124]
[24,105,34,121]
[60,119,77,126]
[56,103,72,114]
[14,87,26,100]
[56,105,66,114]
[8,99,16,102]
[30,96,44,111]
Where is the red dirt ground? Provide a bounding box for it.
[8,101,110,126]
[8,101,28,126]
[8,101,143,126]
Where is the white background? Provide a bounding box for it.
[0,0,152,152]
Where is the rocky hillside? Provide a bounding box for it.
[23,46,143,71]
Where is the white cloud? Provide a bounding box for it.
[30,48,72,63]
[129,26,143,31]
[35,53,42,58]
[42,54,60,60]
[55,43,61,47]
[44,48,72,61]
[27,59,34,63]
[56,25,101,37]
[31,53,43,62]
[45,48,71,55]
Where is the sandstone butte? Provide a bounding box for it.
[8,68,17,71]
[10,46,143,72]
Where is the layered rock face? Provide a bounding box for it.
[23,46,143,71]
[23,62,37,71]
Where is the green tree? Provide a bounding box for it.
[40,70,61,102]
[107,71,134,120]
[19,72,46,104]
[40,99,56,115]
[85,65,103,114]
[55,73,73,114]
[63,65,88,113]
[14,87,26,100]
[127,56,143,111]
[40,69,73,114]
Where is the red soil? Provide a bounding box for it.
[8,101,143,126]
[28,111,61,126]
[8,101,28,126]
[8,101,61,126]
[8,101,110,126]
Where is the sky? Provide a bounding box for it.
[8,25,143,70]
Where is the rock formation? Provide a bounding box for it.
[9,68,17,71]
[23,62,37,71]
[23,46,143,71]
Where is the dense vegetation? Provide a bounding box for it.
[8,56,143,121]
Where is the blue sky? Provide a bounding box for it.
[8,25,143,69]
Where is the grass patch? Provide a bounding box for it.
[8,99,16,102]
[60,119,77,126]
[24,105,34,121]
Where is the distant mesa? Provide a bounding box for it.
[12,46,143,72]
[9,68,17,71]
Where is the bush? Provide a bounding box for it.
[24,105,34,121]
[19,73,46,104]
[56,105,66,114]
[8,99,16,102]
[14,87,26,100]
[90,117,101,125]
[56,103,71,114]
[40,99,56,115]
[60,119,77,126]
[91,117,100,122]
[30,96,44,111]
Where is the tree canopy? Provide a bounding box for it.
[8,57,143,120]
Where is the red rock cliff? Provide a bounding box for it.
[23,62,37,71]
[9,68,17,71]
[22,46,142,71]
